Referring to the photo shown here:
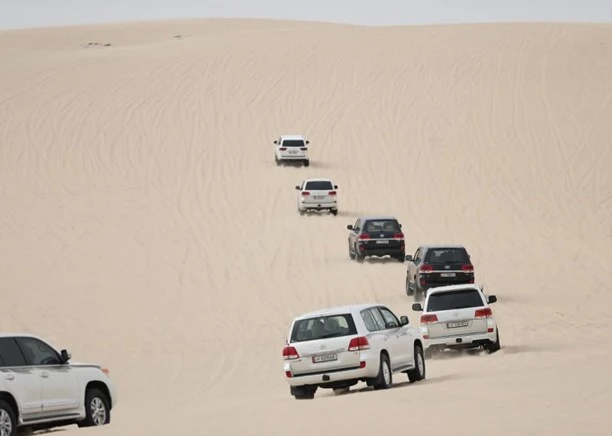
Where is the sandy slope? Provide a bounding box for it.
[1,18,612,436]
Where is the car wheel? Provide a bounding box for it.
[0,400,17,436]
[405,277,414,296]
[303,159,310,167]
[78,388,111,427]
[330,209,338,216]
[372,353,392,390]
[348,241,356,259]
[291,385,317,400]
[407,344,426,382]
[355,245,365,262]
[486,328,501,353]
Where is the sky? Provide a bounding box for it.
[1,0,612,30]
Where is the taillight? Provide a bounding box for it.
[475,308,492,318]
[301,191,310,196]
[393,232,404,239]
[461,264,474,272]
[279,147,287,151]
[420,314,438,324]
[358,234,370,240]
[348,336,370,351]
[282,346,300,360]
[420,264,433,272]
[328,191,337,196]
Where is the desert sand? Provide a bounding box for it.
[1,18,612,436]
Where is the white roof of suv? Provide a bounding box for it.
[425,283,485,297]
[293,303,379,321]
[281,134,306,140]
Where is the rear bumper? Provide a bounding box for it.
[300,201,337,210]
[278,154,308,161]
[284,357,379,388]
[360,247,404,257]
[425,330,497,350]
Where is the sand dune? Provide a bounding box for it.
[1,19,612,436]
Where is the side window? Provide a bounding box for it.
[0,338,28,367]
[17,337,61,366]
[378,307,400,328]
[360,309,379,332]
[369,308,387,330]
[414,248,422,263]
[353,219,360,231]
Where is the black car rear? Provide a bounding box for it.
[418,246,474,289]
[357,218,405,259]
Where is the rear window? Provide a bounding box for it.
[363,219,399,233]
[305,180,333,190]
[290,314,357,342]
[424,247,470,264]
[426,289,485,312]
[282,140,305,147]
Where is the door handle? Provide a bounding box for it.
[40,372,49,378]
[5,374,15,381]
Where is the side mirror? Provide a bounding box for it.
[405,254,413,262]
[305,140,309,144]
[346,224,353,230]
[295,185,300,190]
[399,223,402,228]
[400,315,409,326]
[60,349,71,363]
[487,295,497,304]
[411,303,423,312]
[274,140,278,144]
[334,185,338,189]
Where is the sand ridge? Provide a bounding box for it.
[1,18,611,436]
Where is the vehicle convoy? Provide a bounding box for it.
[346,216,405,262]
[274,134,310,166]
[0,333,116,436]
[282,303,426,400]
[295,178,338,215]
[405,244,475,298]
[411,284,501,358]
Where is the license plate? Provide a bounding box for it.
[376,240,389,244]
[314,196,325,199]
[447,321,469,328]
[440,272,456,277]
[312,353,337,363]
[289,150,297,154]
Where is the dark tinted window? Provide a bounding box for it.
[304,180,333,191]
[424,247,470,264]
[282,140,305,147]
[290,314,357,342]
[426,289,485,312]
[17,337,61,365]
[0,338,28,367]
[363,219,399,233]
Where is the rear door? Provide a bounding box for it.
[288,313,362,376]
[0,337,43,421]
[302,180,335,206]
[421,247,473,287]
[424,288,489,339]
[281,139,307,158]
[360,219,403,251]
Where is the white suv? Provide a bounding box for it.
[274,134,310,166]
[0,333,117,435]
[282,303,426,400]
[295,178,339,215]
[411,284,501,358]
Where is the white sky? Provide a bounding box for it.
[1,0,611,30]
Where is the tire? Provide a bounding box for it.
[78,388,111,427]
[330,209,338,216]
[407,344,426,382]
[355,245,365,262]
[348,241,356,259]
[405,277,414,296]
[0,400,17,436]
[396,254,405,262]
[303,159,310,167]
[486,328,501,353]
[372,353,392,390]
[291,385,317,400]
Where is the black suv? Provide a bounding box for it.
[404,244,474,297]
[346,215,405,262]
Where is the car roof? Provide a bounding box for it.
[0,332,44,340]
[357,215,398,221]
[421,244,467,249]
[426,283,483,295]
[281,134,306,140]
[294,303,380,320]
[303,178,333,183]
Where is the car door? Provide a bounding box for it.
[407,247,421,290]
[368,307,402,370]
[349,218,360,247]
[376,307,411,369]
[0,337,43,422]
[16,337,81,417]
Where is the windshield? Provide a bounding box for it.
[282,140,305,147]
[364,219,399,233]
[424,247,470,264]
[426,289,484,311]
[305,180,333,190]
[290,314,357,342]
